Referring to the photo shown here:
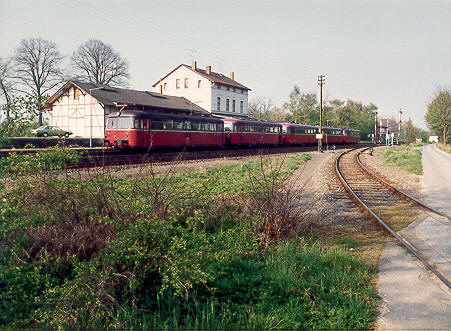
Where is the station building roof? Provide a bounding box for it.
[47,80,210,116]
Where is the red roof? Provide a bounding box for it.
[153,64,251,91]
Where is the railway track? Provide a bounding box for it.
[0,143,371,169]
[335,147,451,289]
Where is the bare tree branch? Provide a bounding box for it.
[70,39,130,87]
[0,56,16,121]
[249,96,273,121]
[13,38,64,125]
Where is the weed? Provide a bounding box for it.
[0,151,378,329]
[383,144,423,175]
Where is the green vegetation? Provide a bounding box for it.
[0,149,378,328]
[281,85,377,139]
[438,143,451,155]
[383,144,423,175]
[425,87,451,144]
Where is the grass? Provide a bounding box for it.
[373,203,420,232]
[437,143,451,155]
[383,144,423,175]
[0,150,379,329]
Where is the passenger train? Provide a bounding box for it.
[104,110,360,149]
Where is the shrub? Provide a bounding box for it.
[0,152,377,329]
[383,144,423,175]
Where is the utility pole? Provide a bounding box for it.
[397,109,408,144]
[373,110,378,143]
[317,75,325,153]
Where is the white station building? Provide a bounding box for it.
[47,81,209,138]
[153,61,251,117]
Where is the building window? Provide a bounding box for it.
[164,83,167,90]
[240,101,244,113]
[226,99,230,111]
[217,97,221,111]
[176,79,180,89]
[184,78,189,88]
[216,83,221,89]
[198,80,201,88]
[232,100,236,112]
[74,88,80,100]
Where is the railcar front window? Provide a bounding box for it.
[117,117,130,129]
[132,118,140,129]
[107,118,117,129]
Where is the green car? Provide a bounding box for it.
[31,126,73,138]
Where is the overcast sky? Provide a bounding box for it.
[1,0,451,128]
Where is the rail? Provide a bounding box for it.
[335,148,451,289]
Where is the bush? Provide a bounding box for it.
[383,144,423,175]
[0,151,377,328]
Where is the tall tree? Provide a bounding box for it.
[1,94,40,138]
[322,99,376,139]
[13,38,63,125]
[71,39,130,86]
[0,57,15,121]
[402,119,417,144]
[425,87,451,144]
[248,96,273,120]
[268,106,287,122]
[282,85,318,125]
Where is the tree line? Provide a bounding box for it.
[249,85,378,140]
[0,37,130,135]
[249,85,442,143]
[425,87,451,144]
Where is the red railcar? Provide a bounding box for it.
[343,128,361,144]
[105,111,361,149]
[105,110,224,149]
[222,118,282,147]
[281,123,318,145]
[322,127,346,145]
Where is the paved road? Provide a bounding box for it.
[421,144,451,216]
[377,144,451,329]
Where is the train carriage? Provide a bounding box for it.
[222,118,282,147]
[281,123,318,145]
[343,128,361,144]
[105,110,224,149]
[322,127,346,145]
[105,111,361,149]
